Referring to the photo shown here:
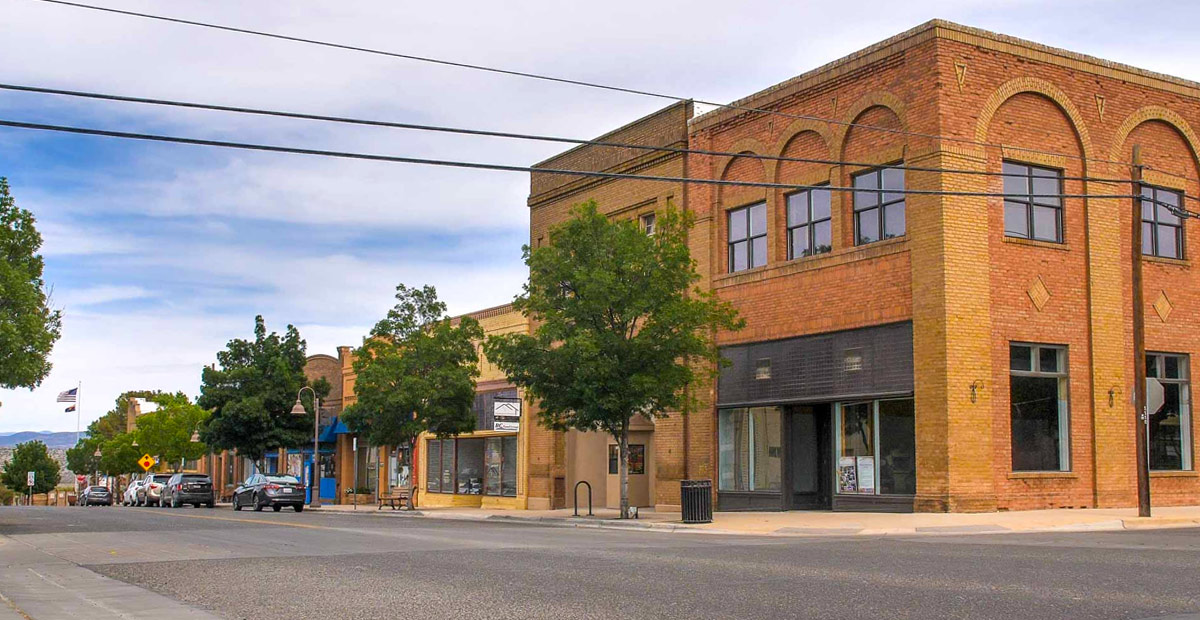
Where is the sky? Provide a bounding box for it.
[2,0,1199,432]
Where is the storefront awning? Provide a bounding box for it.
[317,416,350,442]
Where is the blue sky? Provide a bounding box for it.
[2,0,1199,431]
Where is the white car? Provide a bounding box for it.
[123,478,145,506]
[136,474,172,506]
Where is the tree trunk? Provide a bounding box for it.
[404,439,416,510]
[618,421,630,520]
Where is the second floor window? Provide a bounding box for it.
[1003,161,1063,243]
[787,187,832,259]
[853,166,905,245]
[728,202,766,272]
[1141,186,1184,259]
[639,212,656,236]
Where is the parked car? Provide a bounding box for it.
[233,474,305,512]
[137,473,173,506]
[163,473,215,508]
[79,485,113,506]
[123,477,145,506]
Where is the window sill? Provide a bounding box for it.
[714,236,908,288]
[1002,236,1069,251]
[1150,470,1198,478]
[1143,254,1190,267]
[1008,471,1077,480]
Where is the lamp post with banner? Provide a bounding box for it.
[291,387,320,507]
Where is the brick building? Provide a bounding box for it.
[519,20,1200,513]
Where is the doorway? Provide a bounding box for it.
[786,404,832,510]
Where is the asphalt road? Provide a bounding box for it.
[1,506,1198,620]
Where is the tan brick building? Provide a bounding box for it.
[520,20,1200,513]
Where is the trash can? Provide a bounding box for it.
[680,479,713,524]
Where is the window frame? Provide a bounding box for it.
[727,202,767,272]
[639,212,656,236]
[1002,161,1064,243]
[1141,185,1185,259]
[833,398,916,496]
[786,186,833,259]
[1009,343,1071,472]
[852,165,906,246]
[1146,352,1193,471]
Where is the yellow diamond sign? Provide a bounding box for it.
[138,454,156,471]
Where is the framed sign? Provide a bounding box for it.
[493,397,521,432]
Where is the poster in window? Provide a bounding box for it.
[628,444,645,475]
[493,398,521,432]
[856,456,876,494]
[837,456,858,493]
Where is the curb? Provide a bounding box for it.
[316,507,1200,538]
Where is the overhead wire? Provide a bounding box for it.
[0,82,1138,186]
[27,0,1142,170]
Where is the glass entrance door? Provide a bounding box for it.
[787,404,832,510]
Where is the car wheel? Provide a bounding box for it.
[233,496,241,511]
[171,496,179,508]
[206,502,215,509]
[193,503,201,508]
[293,505,303,513]
[273,505,282,512]
[253,494,264,512]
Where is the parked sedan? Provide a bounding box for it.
[123,478,145,506]
[79,485,113,506]
[137,474,173,506]
[232,474,305,512]
[163,473,215,508]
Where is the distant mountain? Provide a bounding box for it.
[0,431,82,448]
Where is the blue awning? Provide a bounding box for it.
[317,416,350,442]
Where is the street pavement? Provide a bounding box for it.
[0,505,1198,619]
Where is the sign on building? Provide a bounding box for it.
[493,398,521,432]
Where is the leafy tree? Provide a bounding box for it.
[134,393,209,472]
[65,389,162,478]
[98,433,141,496]
[65,436,101,478]
[0,178,62,389]
[198,316,314,469]
[1,440,61,494]
[342,285,482,503]
[484,202,742,518]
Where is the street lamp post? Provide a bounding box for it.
[291,387,320,507]
[93,448,102,489]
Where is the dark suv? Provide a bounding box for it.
[79,485,112,506]
[163,473,215,508]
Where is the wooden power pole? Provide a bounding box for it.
[1130,145,1151,518]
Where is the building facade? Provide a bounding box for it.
[520,20,1200,513]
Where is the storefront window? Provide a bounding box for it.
[485,439,503,496]
[501,436,517,497]
[440,439,454,491]
[718,407,782,492]
[1010,343,1069,472]
[836,399,915,496]
[456,438,484,494]
[1147,353,1193,471]
[607,445,647,475]
[426,440,441,493]
[878,399,916,495]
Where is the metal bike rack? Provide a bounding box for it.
[573,480,593,517]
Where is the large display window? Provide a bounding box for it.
[718,407,783,492]
[834,399,915,496]
[427,436,518,497]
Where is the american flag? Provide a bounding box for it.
[56,388,77,403]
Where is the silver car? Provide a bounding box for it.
[136,474,172,506]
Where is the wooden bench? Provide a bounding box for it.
[378,487,413,510]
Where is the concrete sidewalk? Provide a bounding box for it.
[309,502,1200,537]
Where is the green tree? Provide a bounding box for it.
[1,440,61,494]
[198,316,313,469]
[65,435,101,478]
[0,178,62,389]
[98,433,140,497]
[484,202,742,518]
[134,393,210,472]
[342,285,482,502]
[65,389,162,478]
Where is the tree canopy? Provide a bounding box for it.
[134,393,209,472]
[484,202,742,516]
[66,389,163,475]
[342,284,482,457]
[2,440,61,494]
[0,178,62,389]
[198,315,319,467]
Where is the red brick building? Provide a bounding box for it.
[526,20,1200,513]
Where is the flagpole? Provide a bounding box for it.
[75,381,81,447]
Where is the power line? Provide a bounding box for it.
[0,82,1138,186]
[28,0,1139,170]
[0,117,1155,202]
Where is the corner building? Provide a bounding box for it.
[528,20,1200,513]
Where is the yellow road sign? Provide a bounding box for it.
[138,454,156,471]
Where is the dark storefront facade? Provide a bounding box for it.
[716,322,916,512]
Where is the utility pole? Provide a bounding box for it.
[1130,145,1151,518]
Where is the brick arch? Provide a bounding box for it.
[1108,106,1200,167]
[772,120,834,183]
[717,137,771,207]
[974,77,1094,164]
[833,91,907,158]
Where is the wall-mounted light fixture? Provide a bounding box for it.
[1108,386,1121,408]
[969,380,984,404]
